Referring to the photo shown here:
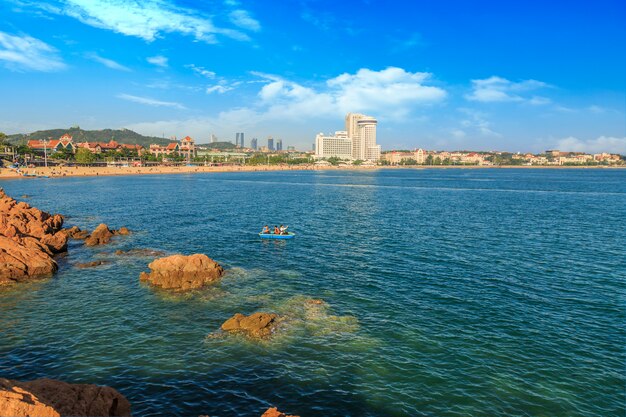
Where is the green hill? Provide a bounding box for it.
[199,141,238,150]
[5,127,175,147]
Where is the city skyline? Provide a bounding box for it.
[0,1,624,154]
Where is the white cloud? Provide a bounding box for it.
[555,136,626,154]
[186,64,216,78]
[147,55,168,68]
[0,31,66,71]
[117,93,185,109]
[229,10,260,31]
[124,66,448,141]
[466,76,549,103]
[206,85,233,94]
[458,108,501,137]
[528,96,551,106]
[28,0,251,43]
[328,67,446,116]
[86,52,130,71]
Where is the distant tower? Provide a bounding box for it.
[268,137,274,151]
[235,132,245,148]
[276,139,283,151]
[251,138,258,150]
[210,134,217,143]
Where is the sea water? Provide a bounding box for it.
[0,168,624,416]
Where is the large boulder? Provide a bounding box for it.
[221,312,280,338]
[139,254,224,290]
[0,377,131,417]
[84,224,115,246]
[0,189,67,284]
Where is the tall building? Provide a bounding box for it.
[210,134,218,143]
[251,138,258,150]
[345,113,380,161]
[276,139,283,151]
[235,132,245,148]
[315,131,352,160]
[268,137,274,151]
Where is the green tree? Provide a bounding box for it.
[353,159,364,165]
[75,148,96,164]
[425,154,434,165]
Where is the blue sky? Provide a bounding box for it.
[1,0,625,153]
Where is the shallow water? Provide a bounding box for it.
[1,168,624,416]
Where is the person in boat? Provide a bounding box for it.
[274,225,280,235]
[279,225,289,235]
[261,225,270,234]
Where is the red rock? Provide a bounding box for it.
[261,407,300,417]
[115,227,131,235]
[221,312,279,338]
[84,223,115,246]
[0,189,66,284]
[0,377,131,417]
[139,254,224,290]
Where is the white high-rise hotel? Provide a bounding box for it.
[315,113,381,161]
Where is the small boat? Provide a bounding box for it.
[259,232,295,239]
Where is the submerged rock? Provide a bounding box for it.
[261,407,300,417]
[221,312,280,338]
[0,377,131,417]
[75,260,106,268]
[0,188,67,285]
[115,226,131,235]
[139,254,224,290]
[114,248,165,257]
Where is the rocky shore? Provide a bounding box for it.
[0,190,305,415]
[0,189,67,284]
[0,189,130,285]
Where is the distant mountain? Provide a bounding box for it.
[6,127,175,148]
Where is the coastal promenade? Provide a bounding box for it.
[1,164,622,179]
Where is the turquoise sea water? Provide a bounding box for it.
[0,168,624,417]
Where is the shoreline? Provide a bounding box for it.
[0,164,623,179]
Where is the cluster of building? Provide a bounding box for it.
[211,132,287,152]
[27,134,144,155]
[383,149,623,165]
[314,113,381,161]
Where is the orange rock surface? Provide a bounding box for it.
[221,312,279,338]
[0,377,131,417]
[139,254,224,290]
[0,189,67,284]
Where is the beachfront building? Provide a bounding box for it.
[315,131,353,160]
[148,136,196,159]
[76,140,144,155]
[345,113,381,161]
[149,142,179,158]
[179,136,197,160]
[27,134,76,155]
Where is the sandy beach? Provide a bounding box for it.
[0,164,373,179]
[0,164,622,179]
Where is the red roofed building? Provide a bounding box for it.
[149,142,180,157]
[27,134,76,154]
[179,136,197,160]
[76,140,144,155]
